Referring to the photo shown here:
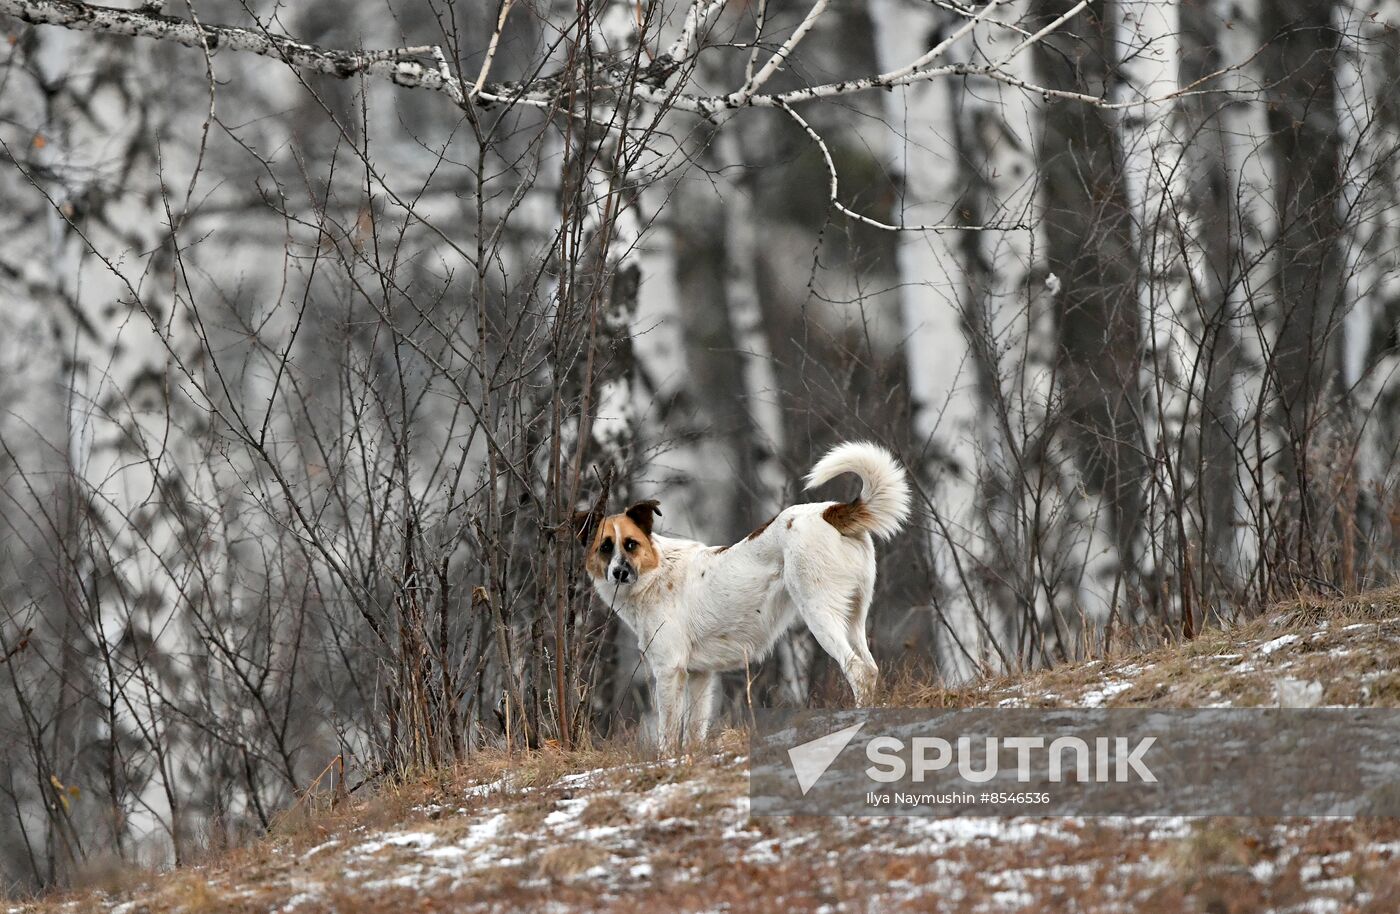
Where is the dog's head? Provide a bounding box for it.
[573,499,662,587]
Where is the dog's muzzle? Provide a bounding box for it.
[608,559,635,584]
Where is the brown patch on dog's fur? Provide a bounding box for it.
[823,500,873,537]
[746,516,776,541]
[582,514,661,580]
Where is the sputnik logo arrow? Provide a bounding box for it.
[787,722,865,795]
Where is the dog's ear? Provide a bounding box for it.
[571,508,602,546]
[624,499,662,537]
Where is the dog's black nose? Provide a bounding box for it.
[610,565,632,583]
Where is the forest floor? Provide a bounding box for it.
[13,588,1400,913]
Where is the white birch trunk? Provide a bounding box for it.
[717,129,788,508]
[870,0,1104,672]
[30,19,217,864]
[1340,0,1400,572]
[1118,0,1207,625]
[1188,0,1276,591]
[869,0,985,678]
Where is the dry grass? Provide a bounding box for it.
[15,590,1400,914]
[535,843,610,880]
[885,586,1400,710]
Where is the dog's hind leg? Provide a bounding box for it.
[785,531,881,705]
[790,584,880,706]
[846,578,878,704]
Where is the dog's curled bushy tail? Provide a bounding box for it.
[804,441,911,541]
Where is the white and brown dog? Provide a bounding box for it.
[574,442,910,747]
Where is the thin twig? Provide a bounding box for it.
[470,0,514,102]
[735,0,829,104]
[779,101,1028,233]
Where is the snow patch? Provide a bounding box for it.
[1275,678,1324,707]
[353,831,439,855]
[544,797,590,828]
[279,892,320,912]
[1081,680,1133,707]
[1257,634,1301,655]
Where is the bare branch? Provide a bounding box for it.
[875,0,1014,86]
[665,0,727,62]
[0,0,467,105]
[735,0,830,104]
[469,0,513,103]
[0,628,32,666]
[0,0,1226,127]
[779,102,1028,233]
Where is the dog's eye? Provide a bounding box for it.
[624,539,637,552]
[600,539,613,555]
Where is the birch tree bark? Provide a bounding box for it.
[1339,0,1400,581]
[869,0,1047,675]
[6,19,226,870]
[1170,0,1249,616]
[1030,0,1144,624]
[736,0,921,699]
[1118,0,1225,632]
[956,9,1068,666]
[1259,0,1347,584]
[669,131,776,541]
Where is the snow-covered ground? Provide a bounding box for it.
[23,750,1400,914]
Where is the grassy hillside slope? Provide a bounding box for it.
[14,590,1400,914]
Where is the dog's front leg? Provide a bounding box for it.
[653,666,688,751]
[682,670,718,744]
